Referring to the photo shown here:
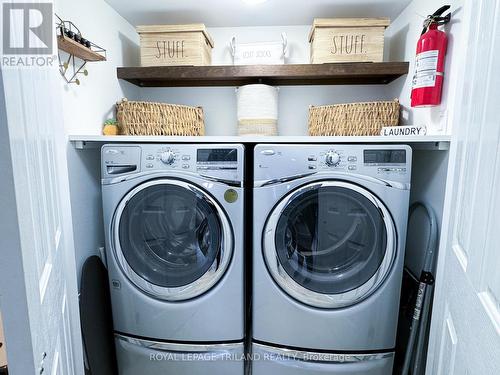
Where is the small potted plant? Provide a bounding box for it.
[103,119,119,135]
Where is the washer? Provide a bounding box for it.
[252,144,412,375]
[101,144,245,375]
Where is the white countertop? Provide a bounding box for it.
[69,135,451,150]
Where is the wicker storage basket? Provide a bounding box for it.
[116,99,205,136]
[308,99,399,136]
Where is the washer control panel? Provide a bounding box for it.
[305,148,407,174]
[255,144,412,185]
[102,144,244,183]
[144,146,184,170]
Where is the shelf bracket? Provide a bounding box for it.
[409,141,450,151]
[72,140,104,150]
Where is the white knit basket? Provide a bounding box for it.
[236,84,279,136]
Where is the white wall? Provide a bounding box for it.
[385,0,465,135]
[66,146,103,286]
[53,3,468,137]
[140,25,392,136]
[55,0,141,135]
[55,0,141,282]
[407,150,449,275]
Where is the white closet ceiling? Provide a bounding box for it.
[105,0,413,27]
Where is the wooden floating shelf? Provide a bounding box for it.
[116,62,409,87]
[57,35,106,62]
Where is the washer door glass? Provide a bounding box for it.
[265,181,395,308]
[114,180,232,300]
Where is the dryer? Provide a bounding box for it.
[101,144,245,375]
[252,144,412,375]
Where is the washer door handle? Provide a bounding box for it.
[106,164,137,175]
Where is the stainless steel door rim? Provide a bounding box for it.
[112,179,233,301]
[263,180,396,309]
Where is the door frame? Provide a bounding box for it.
[0,63,84,375]
[0,69,36,375]
[425,0,500,372]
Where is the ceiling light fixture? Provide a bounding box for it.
[242,0,269,5]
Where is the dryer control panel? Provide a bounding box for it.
[254,144,412,186]
[102,144,244,184]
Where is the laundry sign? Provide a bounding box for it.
[381,125,427,137]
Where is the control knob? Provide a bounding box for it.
[325,151,341,166]
[160,150,176,165]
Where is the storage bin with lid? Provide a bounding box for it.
[309,18,390,63]
[137,24,214,67]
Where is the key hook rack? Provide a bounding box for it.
[56,14,106,85]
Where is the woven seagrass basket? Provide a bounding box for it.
[116,99,205,136]
[308,99,400,136]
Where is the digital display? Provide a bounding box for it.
[364,149,406,164]
[197,148,237,163]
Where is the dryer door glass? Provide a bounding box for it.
[274,185,388,295]
[117,183,223,289]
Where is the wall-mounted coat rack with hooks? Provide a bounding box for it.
[56,14,107,85]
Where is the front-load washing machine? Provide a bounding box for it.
[101,144,245,375]
[252,144,412,374]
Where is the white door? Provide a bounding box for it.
[426,0,500,373]
[0,1,83,374]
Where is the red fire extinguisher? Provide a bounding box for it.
[411,5,451,107]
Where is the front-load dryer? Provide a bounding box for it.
[101,144,245,375]
[252,144,412,375]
